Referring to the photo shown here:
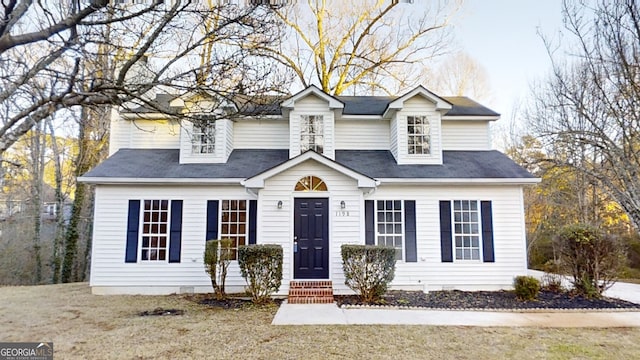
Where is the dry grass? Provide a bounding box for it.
[1,283,640,359]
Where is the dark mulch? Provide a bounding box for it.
[138,308,185,316]
[335,290,640,310]
[193,294,284,309]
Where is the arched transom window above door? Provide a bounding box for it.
[294,176,328,191]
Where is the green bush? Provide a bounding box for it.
[341,244,396,303]
[203,239,233,300]
[238,245,283,304]
[555,224,626,298]
[513,275,540,301]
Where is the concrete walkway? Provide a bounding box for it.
[272,274,640,327]
[272,303,640,327]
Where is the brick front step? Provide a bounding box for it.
[288,281,334,304]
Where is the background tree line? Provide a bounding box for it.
[1,0,638,285]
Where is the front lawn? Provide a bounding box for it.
[1,283,640,359]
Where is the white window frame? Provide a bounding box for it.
[407,115,431,155]
[139,199,171,262]
[452,200,482,261]
[219,200,248,261]
[374,200,405,261]
[191,121,216,154]
[300,115,324,154]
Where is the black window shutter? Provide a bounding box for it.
[439,200,453,262]
[365,200,375,245]
[248,200,257,245]
[404,200,417,262]
[206,200,219,241]
[125,200,140,263]
[481,201,495,263]
[168,200,183,263]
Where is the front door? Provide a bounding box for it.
[293,198,329,279]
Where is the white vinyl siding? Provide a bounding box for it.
[441,120,491,150]
[257,160,362,294]
[368,185,527,291]
[233,119,289,149]
[109,119,180,153]
[90,182,528,295]
[335,120,390,150]
[90,185,254,294]
[393,96,442,165]
[288,94,335,160]
[179,119,232,164]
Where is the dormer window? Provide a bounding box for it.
[407,115,431,155]
[191,122,215,154]
[300,115,324,153]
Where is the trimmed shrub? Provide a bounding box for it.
[341,244,396,303]
[513,275,540,301]
[203,239,233,299]
[238,245,283,304]
[554,224,626,298]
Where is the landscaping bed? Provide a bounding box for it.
[335,290,640,310]
[188,293,283,309]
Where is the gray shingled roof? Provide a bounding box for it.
[335,150,533,179]
[82,149,533,181]
[126,93,499,117]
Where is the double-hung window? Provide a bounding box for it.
[453,200,481,260]
[220,200,247,260]
[192,122,215,154]
[375,200,404,260]
[300,115,324,153]
[140,200,169,261]
[125,199,183,264]
[407,115,430,155]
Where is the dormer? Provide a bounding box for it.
[281,85,344,160]
[173,92,235,164]
[383,86,452,165]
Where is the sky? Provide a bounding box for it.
[450,0,565,122]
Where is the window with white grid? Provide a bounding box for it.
[192,122,215,154]
[300,115,324,153]
[407,115,431,155]
[141,199,169,261]
[376,200,403,260]
[220,200,247,260]
[453,200,481,260]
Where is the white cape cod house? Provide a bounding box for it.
[80,85,538,295]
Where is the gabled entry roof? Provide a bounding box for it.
[242,150,378,189]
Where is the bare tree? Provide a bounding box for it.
[527,0,640,231]
[426,51,492,102]
[260,0,459,95]
[0,1,287,155]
